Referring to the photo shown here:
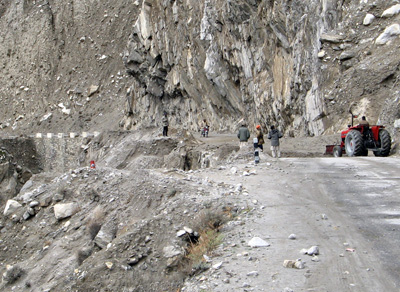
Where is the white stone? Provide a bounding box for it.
[88,85,99,97]
[29,201,39,208]
[105,262,113,269]
[288,234,296,240]
[53,202,79,220]
[3,200,22,216]
[183,226,193,234]
[40,113,52,122]
[307,246,319,255]
[248,237,270,248]
[300,248,308,254]
[22,211,31,221]
[394,119,400,128]
[294,259,305,269]
[376,24,400,45]
[247,271,259,277]
[381,4,400,18]
[163,246,182,258]
[317,50,326,58]
[176,230,186,237]
[95,226,116,249]
[62,107,71,115]
[212,262,223,269]
[230,167,237,174]
[203,254,212,262]
[363,13,375,26]
[311,255,320,262]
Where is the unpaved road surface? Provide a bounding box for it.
[183,150,400,291]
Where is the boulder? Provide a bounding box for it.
[320,33,345,43]
[163,246,183,258]
[363,13,375,26]
[3,200,23,217]
[381,4,400,18]
[376,24,400,45]
[53,202,79,220]
[94,221,117,249]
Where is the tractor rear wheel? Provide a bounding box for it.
[373,129,391,157]
[345,130,365,157]
[333,146,342,157]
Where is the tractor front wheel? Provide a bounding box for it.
[345,130,365,157]
[373,129,391,157]
[333,146,342,157]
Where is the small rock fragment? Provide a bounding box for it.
[307,246,319,255]
[248,237,270,248]
[105,262,113,269]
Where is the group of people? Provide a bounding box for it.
[237,123,283,158]
[161,112,283,158]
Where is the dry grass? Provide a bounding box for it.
[193,209,229,233]
[187,229,223,264]
[185,209,229,274]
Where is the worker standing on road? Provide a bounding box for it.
[267,125,283,158]
[359,116,369,127]
[237,123,250,148]
[162,111,169,137]
[255,125,264,151]
[201,119,210,137]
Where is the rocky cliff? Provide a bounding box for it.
[1,0,399,138]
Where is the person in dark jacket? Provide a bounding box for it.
[237,124,250,148]
[267,125,283,158]
[162,112,169,137]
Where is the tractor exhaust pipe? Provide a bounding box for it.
[348,103,358,127]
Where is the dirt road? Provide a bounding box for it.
[183,146,400,291]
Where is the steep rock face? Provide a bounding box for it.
[123,0,338,135]
[0,0,399,140]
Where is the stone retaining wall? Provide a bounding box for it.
[0,132,100,174]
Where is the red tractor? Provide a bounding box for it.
[328,112,391,157]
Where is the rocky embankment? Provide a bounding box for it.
[1,131,399,291]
